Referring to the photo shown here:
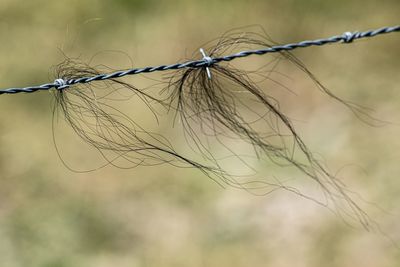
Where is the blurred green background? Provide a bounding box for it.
[0,0,399,266]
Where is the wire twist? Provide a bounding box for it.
[0,25,398,95]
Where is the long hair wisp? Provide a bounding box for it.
[52,59,229,182]
[2,25,397,229]
[165,30,375,228]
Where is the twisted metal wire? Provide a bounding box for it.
[1,25,399,95]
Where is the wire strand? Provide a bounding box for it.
[0,25,399,95]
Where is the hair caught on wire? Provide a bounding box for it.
[6,25,397,229]
[164,29,376,228]
[52,59,216,173]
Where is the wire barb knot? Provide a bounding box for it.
[342,31,360,43]
[54,78,69,90]
[199,48,213,79]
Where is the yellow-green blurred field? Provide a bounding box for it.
[0,0,399,266]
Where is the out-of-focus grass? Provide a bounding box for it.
[0,0,399,266]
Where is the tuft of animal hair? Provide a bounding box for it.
[164,28,376,229]
[52,29,379,230]
[52,58,235,186]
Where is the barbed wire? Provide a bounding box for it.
[0,25,398,95]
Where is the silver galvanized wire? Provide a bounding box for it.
[0,25,399,95]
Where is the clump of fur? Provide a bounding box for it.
[53,29,376,229]
[165,29,373,228]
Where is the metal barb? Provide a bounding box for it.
[342,31,359,43]
[199,48,213,79]
[54,78,69,90]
